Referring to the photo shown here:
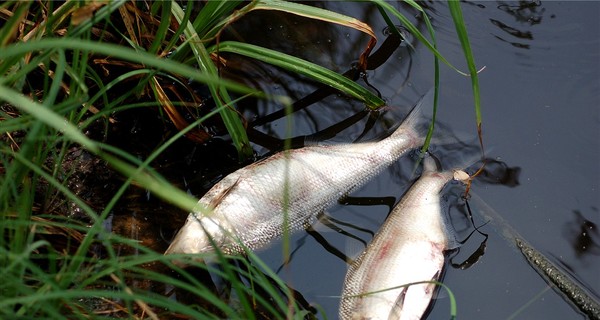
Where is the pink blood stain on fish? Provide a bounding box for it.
[376,239,394,261]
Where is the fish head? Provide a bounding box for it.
[164,214,228,255]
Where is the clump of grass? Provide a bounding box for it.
[0,0,481,318]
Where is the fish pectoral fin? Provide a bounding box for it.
[390,273,441,319]
[389,286,408,319]
[426,271,441,295]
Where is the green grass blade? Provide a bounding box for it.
[0,84,198,213]
[347,280,457,319]
[213,41,386,109]
[200,0,376,43]
[253,0,376,37]
[5,147,98,221]
[0,2,31,47]
[193,0,243,40]
[67,0,128,38]
[0,85,98,153]
[0,38,261,97]
[375,0,441,152]
[420,6,441,153]
[100,152,199,210]
[148,1,172,54]
[44,49,67,108]
[171,1,253,159]
[370,0,467,76]
[448,0,483,140]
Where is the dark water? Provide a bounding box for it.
[224,1,599,319]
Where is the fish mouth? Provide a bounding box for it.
[165,217,220,255]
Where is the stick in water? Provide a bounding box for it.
[469,192,600,319]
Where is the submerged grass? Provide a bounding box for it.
[0,0,482,318]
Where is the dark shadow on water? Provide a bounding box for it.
[489,0,553,49]
[562,208,600,258]
[497,0,546,26]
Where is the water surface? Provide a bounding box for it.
[245,1,599,319]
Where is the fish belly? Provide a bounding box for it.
[341,240,445,320]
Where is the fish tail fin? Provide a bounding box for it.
[390,89,434,144]
[422,154,439,173]
[426,143,490,175]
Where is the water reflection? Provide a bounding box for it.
[283,155,518,276]
[491,0,549,49]
[476,158,521,187]
[497,0,546,25]
[562,209,600,258]
[229,29,408,152]
[490,19,533,48]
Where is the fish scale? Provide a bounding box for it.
[165,92,431,256]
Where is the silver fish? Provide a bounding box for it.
[164,93,431,256]
[339,156,460,320]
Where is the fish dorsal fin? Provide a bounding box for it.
[201,171,244,209]
[208,177,241,208]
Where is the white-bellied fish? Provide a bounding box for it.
[339,156,462,320]
[164,93,431,256]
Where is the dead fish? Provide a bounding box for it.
[164,93,431,256]
[340,156,461,320]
